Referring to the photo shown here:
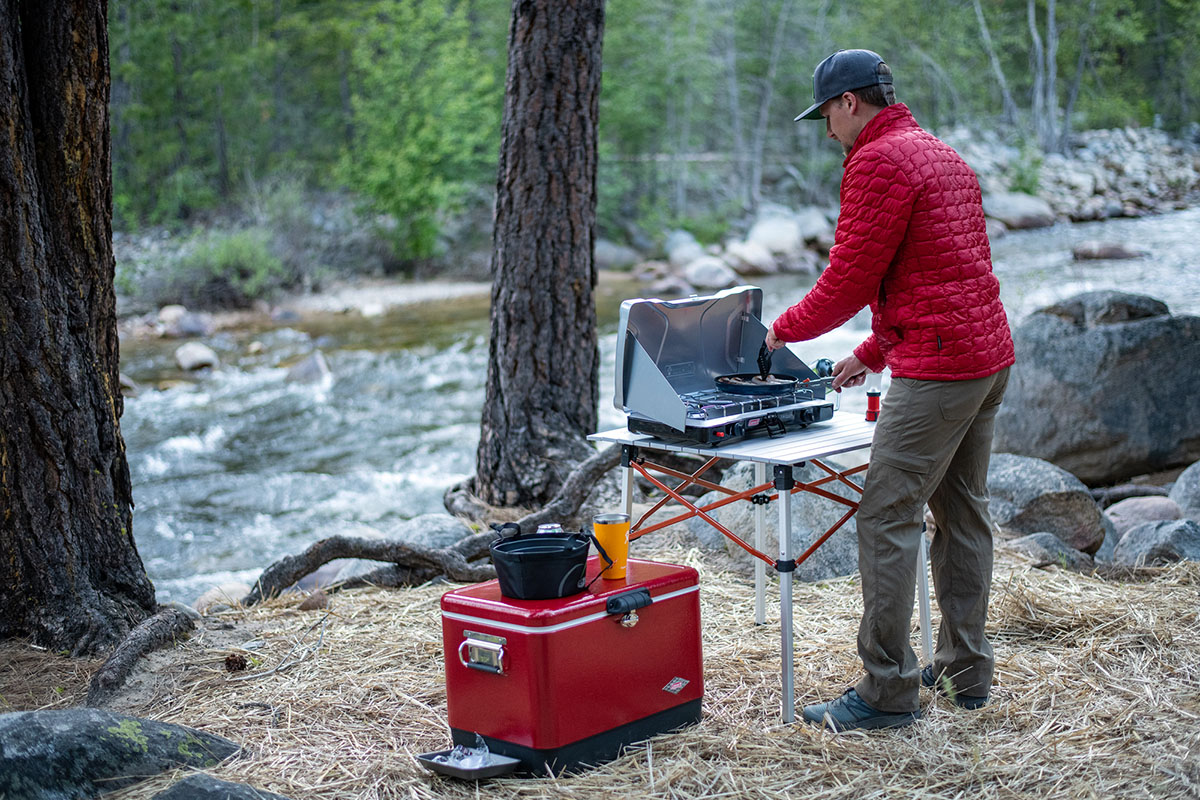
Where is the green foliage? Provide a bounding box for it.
[106,0,1200,288]
[338,1,500,263]
[1009,145,1043,195]
[167,229,288,309]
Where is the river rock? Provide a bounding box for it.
[747,215,804,254]
[684,256,739,290]
[175,341,219,371]
[119,373,139,397]
[1104,496,1182,538]
[1094,515,1118,563]
[1168,461,1200,520]
[686,461,859,580]
[985,218,1008,242]
[165,311,216,338]
[595,239,641,272]
[665,230,705,269]
[1006,532,1094,572]
[286,350,332,386]
[1112,519,1200,567]
[982,192,1056,229]
[986,453,1107,554]
[794,206,834,242]
[723,239,777,276]
[157,304,188,326]
[193,582,252,614]
[993,291,1200,485]
[1071,240,1145,260]
[153,774,293,800]
[393,513,474,549]
[649,274,694,298]
[0,709,239,800]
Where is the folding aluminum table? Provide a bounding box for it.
[590,413,933,723]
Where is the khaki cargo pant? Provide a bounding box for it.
[853,367,1010,713]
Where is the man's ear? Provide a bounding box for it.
[842,91,859,115]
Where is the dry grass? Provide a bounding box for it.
[5,541,1200,799]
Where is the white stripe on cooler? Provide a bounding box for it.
[441,583,699,635]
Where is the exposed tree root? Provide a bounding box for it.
[85,606,196,707]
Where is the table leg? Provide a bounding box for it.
[918,524,934,664]
[754,462,766,626]
[620,446,634,519]
[775,464,795,723]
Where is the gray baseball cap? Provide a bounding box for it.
[794,49,892,121]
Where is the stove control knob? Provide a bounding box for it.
[815,358,834,378]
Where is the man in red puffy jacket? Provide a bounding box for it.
[765,49,1015,730]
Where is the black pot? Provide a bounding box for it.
[490,533,591,600]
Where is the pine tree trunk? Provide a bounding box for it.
[475,0,605,509]
[0,0,157,657]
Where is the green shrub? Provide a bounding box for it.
[1009,145,1043,196]
[168,229,288,308]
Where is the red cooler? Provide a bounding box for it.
[440,557,703,774]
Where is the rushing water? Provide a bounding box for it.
[119,207,1200,603]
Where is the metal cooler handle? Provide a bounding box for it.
[458,634,506,675]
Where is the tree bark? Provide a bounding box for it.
[475,0,605,509]
[0,0,157,656]
[972,0,1019,125]
[748,0,793,209]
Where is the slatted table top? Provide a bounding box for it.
[590,412,877,466]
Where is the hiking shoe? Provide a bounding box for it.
[801,689,920,731]
[921,665,989,709]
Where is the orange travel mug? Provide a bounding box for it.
[592,513,630,579]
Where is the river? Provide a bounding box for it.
[118,207,1200,603]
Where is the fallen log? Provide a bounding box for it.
[241,444,623,606]
[241,536,496,606]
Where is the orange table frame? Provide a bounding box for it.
[591,415,934,723]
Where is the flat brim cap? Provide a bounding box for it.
[795,49,892,121]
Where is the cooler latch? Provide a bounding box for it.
[607,588,653,627]
[458,631,506,674]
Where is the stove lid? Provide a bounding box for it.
[612,285,822,431]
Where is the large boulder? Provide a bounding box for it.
[793,206,834,242]
[1112,519,1200,567]
[595,239,641,272]
[285,350,332,386]
[683,256,739,290]
[747,215,804,255]
[393,512,474,550]
[1168,461,1200,520]
[1071,240,1145,261]
[1104,496,1182,539]
[993,292,1200,485]
[174,341,219,371]
[1005,532,1095,572]
[982,192,1056,229]
[154,775,293,800]
[0,709,239,800]
[986,453,1107,553]
[723,239,777,276]
[665,230,705,269]
[686,461,859,581]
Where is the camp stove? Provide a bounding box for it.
[613,286,835,446]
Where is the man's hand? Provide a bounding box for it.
[764,325,785,351]
[831,354,869,391]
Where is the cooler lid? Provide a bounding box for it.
[440,557,699,628]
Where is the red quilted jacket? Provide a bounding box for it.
[772,104,1015,380]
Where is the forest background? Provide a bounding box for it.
[109,0,1200,309]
